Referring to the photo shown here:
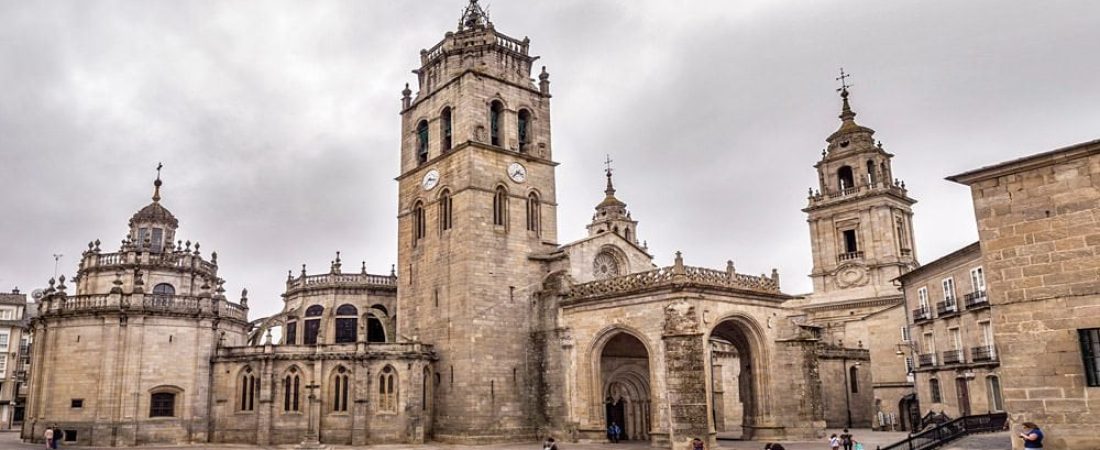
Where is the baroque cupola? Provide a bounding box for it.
[127,165,178,253]
[586,160,640,245]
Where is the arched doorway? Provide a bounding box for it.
[709,317,765,440]
[599,332,652,442]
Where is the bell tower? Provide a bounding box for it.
[803,79,918,303]
[395,0,558,441]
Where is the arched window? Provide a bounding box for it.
[284,368,301,412]
[422,366,431,412]
[304,305,323,345]
[412,201,426,245]
[441,107,453,152]
[526,192,541,234]
[379,366,398,412]
[986,376,1003,411]
[837,165,855,190]
[332,366,350,412]
[285,318,298,345]
[517,109,531,153]
[240,367,258,411]
[490,101,504,147]
[439,189,453,232]
[929,378,942,403]
[366,314,387,343]
[866,159,877,186]
[493,186,508,227]
[624,228,632,242]
[371,304,389,316]
[150,392,176,417]
[850,366,860,393]
[334,304,358,344]
[416,120,429,165]
[152,283,175,296]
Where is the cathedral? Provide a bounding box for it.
[22,2,921,449]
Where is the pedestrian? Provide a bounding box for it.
[829,433,840,450]
[542,436,558,450]
[607,422,620,443]
[692,437,705,450]
[51,428,61,449]
[840,428,853,450]
[1019,421,1044,449]
[43,427,53,449]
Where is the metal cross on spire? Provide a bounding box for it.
[152,162,164,202]
[604,154,614,177]
[836,68,853,93]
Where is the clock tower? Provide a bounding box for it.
[395,0,558,441]
[803,84,918,304]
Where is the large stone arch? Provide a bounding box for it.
[586,326,656,442]
[705,313,772,440]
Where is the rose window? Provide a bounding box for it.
[593,252,621,280]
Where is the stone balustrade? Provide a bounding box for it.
[807,182,909,208]
[286,272,397,293]
[83,250,218,277]
[39,293,247,321]
[214,341,436,361]
[567,263,781,301]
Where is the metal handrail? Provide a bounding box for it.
[878,412,1008,450]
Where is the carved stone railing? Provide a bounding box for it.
[214,341,436,362]
[567,264,780,301]
[40,293,247,322]
[808,182,909,208]
[286,272,398,293]
[87,250,218,277]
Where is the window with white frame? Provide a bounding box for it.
[950,327,963,351]
[0,354,7,377]
[901,326,912,342]
[970,267,986,293]
[0,332,9,350]
[942,277,956,306]
[0,308,13,320]
[923,332,936,354]
[918,287,929,311]
[904,357,914,373]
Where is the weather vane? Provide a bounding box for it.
[836,68,853,92]
[604,154,614,176]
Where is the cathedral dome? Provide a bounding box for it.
[129,201,179,228]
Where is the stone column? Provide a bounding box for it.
[661,300,709,450]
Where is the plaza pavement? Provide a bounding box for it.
[0,430,1010,450]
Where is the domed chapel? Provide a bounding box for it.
[23,2,919,449]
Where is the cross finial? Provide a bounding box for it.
[152,162,164,202]
[836,68,853,93]
[604,154,614,177]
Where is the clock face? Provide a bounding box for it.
[421,169,440,191]
[508,163,527,183]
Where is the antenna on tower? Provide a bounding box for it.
[52,253,63,278]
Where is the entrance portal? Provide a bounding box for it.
[710,318,763,440]
[599,332,652,442]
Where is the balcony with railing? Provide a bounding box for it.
[912,307,932,323]
[806,181,911,209]
[971,345,998,363]
[918,353,937,368]
[837,251,864,262]
[936,299,959,318]
[964,291,989,310]
[942,349,964,365]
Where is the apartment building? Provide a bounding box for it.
[898,242,1004,419]
[0,289,32,429]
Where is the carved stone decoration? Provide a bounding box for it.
[592,251,621,280]
[834,263,870,289]
[663,300,698,335]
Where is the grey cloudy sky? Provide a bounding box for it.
[2,1,1098,319]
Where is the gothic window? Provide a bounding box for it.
[334,304,358,344]
[526,192,541,234]
[416,120,429,165]
[284,368,301,411]
[837,165,855,190]
[517,109,530,153]
[152,283,175,296]
[849,366,859,393]
[439,189,453,232]
[440,107,453,152]
[366,315,386,343]
[493,186,508,227]
[929,378,942,403]
[332,367,350,412]
[240,367,258,411]
[379,365,398,412]
[412,201,426,245]
[490,101,504,147]
[150,392,175,417]
[285,320,297,345]
[593,252,621,280]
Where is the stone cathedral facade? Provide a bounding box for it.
[22,2,924,449]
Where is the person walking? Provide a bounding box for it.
[43,428,53,449]
[1019,422,1044,449]
[50,427,61,449]
[542,436,559,450]
[829,433,840,450]
[840,428,854,450]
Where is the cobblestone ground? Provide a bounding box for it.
[0,430,1010,450]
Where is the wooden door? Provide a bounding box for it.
[955,378,971,416]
